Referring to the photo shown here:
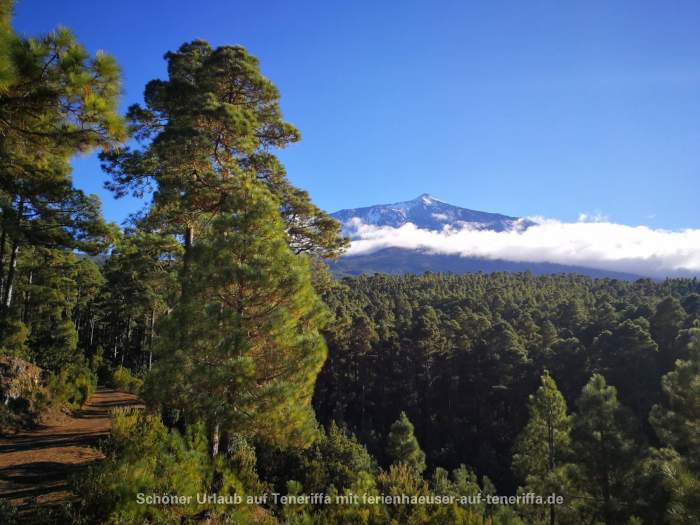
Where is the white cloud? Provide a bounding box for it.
[577,211,610,223]
[342,218,700,278]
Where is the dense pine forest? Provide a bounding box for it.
[316,273,700,523]
[2,2,700,524]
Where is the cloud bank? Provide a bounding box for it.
[342,217,700,278]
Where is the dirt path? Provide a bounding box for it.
[0,388,141,508]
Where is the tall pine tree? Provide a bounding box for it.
[571,374,639,525]
[650,328,700,523]
[0,0,123,365]
[101,40,346,264]
[513,371,572,525]
[146,177,329,452]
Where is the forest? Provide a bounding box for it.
[1,1,700,524]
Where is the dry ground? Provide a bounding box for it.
[0,388,141,510]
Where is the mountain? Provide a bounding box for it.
[332,193,532,236]
[329,194,643,280]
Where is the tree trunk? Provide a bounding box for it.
[183,225,194,275]
[547,411,556,525]
[211,422,220,457]
[181,226,195,305]
[4,239,19,309]
[0,223,6,300]
[602,467,611,525]
[122,315,132,366]
[148,308,156,370]
[21,269,32,323]
[185,226,194,253]
[3,199,24,311]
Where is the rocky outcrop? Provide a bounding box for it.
[0,356,42,406]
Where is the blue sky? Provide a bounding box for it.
[13,0,700,229]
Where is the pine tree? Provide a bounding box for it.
[540,320,559,349]
[591,319,659,424]
[101,40,346,263]
[556,298,587,333]
[571,374,639,525]
[649,328,700,522]
[303,421,377,494]
[20,248,80,370]
[0,0,16,92]
[681,293,700,318]
[479,321,528,389]
[0,6,124,342]
[386,411,426,474]
[651,297,687,371]
[146,177,329,452]
[98,230,181,369]
[538,337,587,405]
[513,371,572,525]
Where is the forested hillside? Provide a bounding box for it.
[2,2,700,524]
[316,273,700,522]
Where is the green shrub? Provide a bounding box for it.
[44,360,97,410]
[0,319,29,358]
[110,365,144,394]
[74,409,271,524]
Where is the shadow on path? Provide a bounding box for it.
[0,388,142,510]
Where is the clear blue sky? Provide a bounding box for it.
[14,0,700,228]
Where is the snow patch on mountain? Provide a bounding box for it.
[332,194,531,237]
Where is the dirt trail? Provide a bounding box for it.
[0,388,141,508]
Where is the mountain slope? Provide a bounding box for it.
[329,247,642,281]
[329,195,643,280]
[332,194,532,235]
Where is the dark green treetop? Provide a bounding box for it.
[101,40,347,260]
[386,411,427,474]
